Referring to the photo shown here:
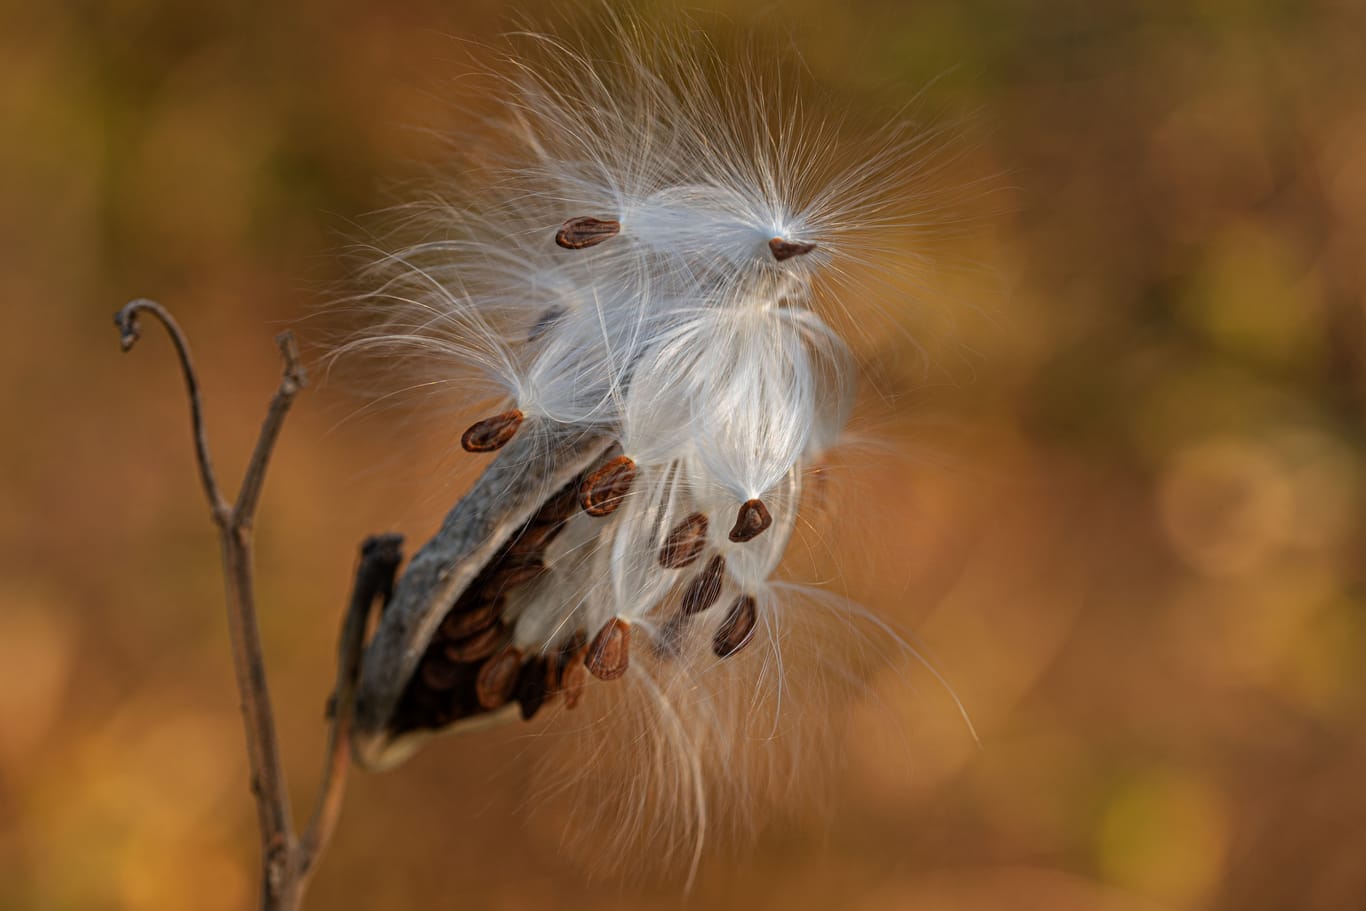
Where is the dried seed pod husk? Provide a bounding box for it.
[517,657,549,720]
[768,237,817,261]
[681,554,727,615]
[713,595,758,658]
[728,498,773,543]
[579,455,637,517]
[461,409,524,453]
[555,216,621,249]
[443,622,505,662]
[476,646,523,710]
[585,617,631,680]
[659,512,709,568]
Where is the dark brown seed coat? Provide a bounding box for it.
[681,554,727,615]
[438,596,503,641]
[579,455,637,517]
[659,512,710,568]
[713,595,758,658]
[556,216,621,249]
[476,647,523,709]
[461,409,524,453]
[517,657,549,720]
[769,237,817,261]
[728,499,773,543]
[584,617,631,680]
[443,622,505,662]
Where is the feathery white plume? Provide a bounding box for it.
[339,11,974,884]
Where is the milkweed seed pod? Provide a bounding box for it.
[339,12,974,881]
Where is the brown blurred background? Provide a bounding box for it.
[3,0,1365,908]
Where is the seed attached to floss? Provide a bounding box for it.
[579,455,637,517]
[659,512,710,569]
[584,617,631,680]
[769,237,817,261]
[461,409,524,453]
[713,595,758,658]
[555,215,621,249]
[681,554,727,616]
[475,646,523,710]
[728,498,772,543]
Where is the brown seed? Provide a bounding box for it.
[528,305,565,343]
[537,477,583,523]
[419,651,461,691]
[517,657,549,720]
[680,554,727,616]
[438,596,503,640]
[659,512,710,569]
[548,632,588,689]
[443,622,505,662]
[560,660,586,709]
[491,556,547,591]
[461,409,523,453]
[769,237,817,261]
[555,216,621,249]
[728,498,773,543]
[652,612,691,658]
[713,595,758,659]
[579,455,637,517]
[584,617,631,681]
[505,520,561,557]
[476,646,523,709]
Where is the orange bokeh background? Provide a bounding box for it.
[3,1,1364,908]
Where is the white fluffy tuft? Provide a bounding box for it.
[338,10,973,884]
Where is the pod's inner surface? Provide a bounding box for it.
[388,473,587,736]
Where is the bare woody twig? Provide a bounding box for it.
[114,299,401,911]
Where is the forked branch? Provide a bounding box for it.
[114,299,401,910]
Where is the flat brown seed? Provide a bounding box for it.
[517,658,549,720]
[769,237,817,261]
[476,647,523,709]
[652,612,690,658]
[444,622,505,662]
[579,455,637,517]
[438,596,502,641]
[461,409,524,453]
[556,216,621,249]
[681,554,727,615]
[713,595,758,658]
[419,651,461,691]
[584,617,631,681]
[491,556,547,591]
[560,660,586,709]
[728,498,773,543]
[659,512,710,568]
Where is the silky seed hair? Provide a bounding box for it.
[336,10,975,884]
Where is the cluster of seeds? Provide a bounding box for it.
[348,25,908,739]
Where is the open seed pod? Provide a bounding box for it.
[351,422,613,770]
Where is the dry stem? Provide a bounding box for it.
[114,299,401,910]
